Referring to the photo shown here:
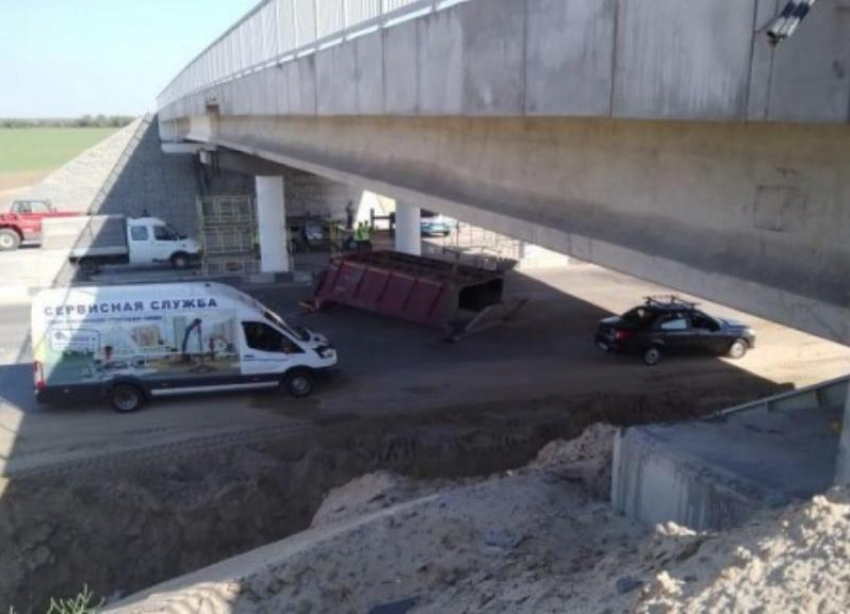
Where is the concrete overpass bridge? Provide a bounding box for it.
[157,0,850,346]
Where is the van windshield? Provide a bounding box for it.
[263,309,310,342]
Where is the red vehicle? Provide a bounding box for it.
[0,199,81,251]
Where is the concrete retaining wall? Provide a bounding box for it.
[612,427,771,530]
[614,377,849,530]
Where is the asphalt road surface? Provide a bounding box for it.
[1,263,848,477]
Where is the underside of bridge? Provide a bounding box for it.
[155,0,850,344]
[163,113,850,345]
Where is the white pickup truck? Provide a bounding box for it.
[41,215,202,269]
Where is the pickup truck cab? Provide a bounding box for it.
[0,199,80,250]
[43,215,203,269]
[123,217,202,268]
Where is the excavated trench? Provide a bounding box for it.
[0,381,784,613]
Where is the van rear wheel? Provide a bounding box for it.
[283,369,314,398]
[110,384,145,413]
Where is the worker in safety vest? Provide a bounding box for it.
[356,221,372,251]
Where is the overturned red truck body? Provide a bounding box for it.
[310,251,506,337]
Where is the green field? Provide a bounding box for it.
[0,127,118,175]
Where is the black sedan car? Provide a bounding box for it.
[594,296,756,365]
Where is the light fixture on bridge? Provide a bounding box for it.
[766,0,818,45]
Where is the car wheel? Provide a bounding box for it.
[727,338,748,359]
[643,346,662,366]
[171,252,190,269]
[0,229,21,251]
[283,369,314,398]
[110,384,145,413]
[78,257,99,275]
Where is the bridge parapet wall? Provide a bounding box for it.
[159,0,850,125]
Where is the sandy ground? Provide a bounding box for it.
[106,424,850,614]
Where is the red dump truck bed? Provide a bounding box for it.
[312,251,505,333]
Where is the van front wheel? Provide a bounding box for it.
[283,369,314,398]
[110,384,145,413]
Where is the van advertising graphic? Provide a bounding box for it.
[35,305,242,388]
[48,329,99,354]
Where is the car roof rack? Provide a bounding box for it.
[643,295,699,309]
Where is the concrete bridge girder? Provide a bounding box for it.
[171,113,850,345]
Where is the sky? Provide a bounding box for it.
[0,0,259,118]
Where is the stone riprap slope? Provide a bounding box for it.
[28,120,144,214]
[22,114,356,238]
[25,115,250,236]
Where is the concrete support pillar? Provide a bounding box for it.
[835,382,850,484]
[255,176,290,274]
[395,202,421,256]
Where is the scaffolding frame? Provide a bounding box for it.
[196,196,260,277]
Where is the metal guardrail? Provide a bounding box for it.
[712,374,849,419]
[157,0,469,110]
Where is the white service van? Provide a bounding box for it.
[32,282,338,412]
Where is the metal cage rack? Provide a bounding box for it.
[196,196,260,277]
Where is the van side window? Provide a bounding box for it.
[242,322,302,354]
[130,226,149,241]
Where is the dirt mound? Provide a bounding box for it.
[311,422,619,532]
[0,443,325,612]
[112,472,642,614]
[531,422,616,499]
[311,471,425,529]
[1,384,788,613]
[106,426,850,614]
[631,488,850,613]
